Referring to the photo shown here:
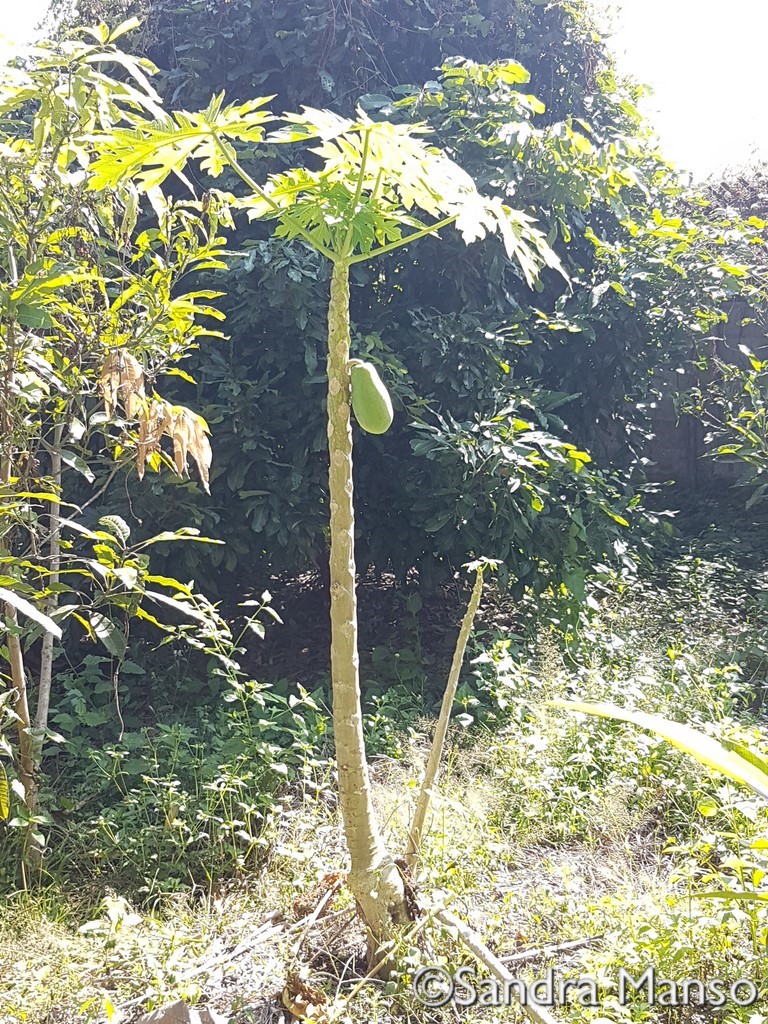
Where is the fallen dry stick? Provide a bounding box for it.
[292,876,346,957]
[436,909,561,1024]
[499,935,603,965]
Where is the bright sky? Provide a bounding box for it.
[1,1,766,181]
[0,0,50,60]
[607,0,768,179]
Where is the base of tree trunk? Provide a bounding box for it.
[349,853,412,974]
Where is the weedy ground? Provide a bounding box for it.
[3,507,768,1024]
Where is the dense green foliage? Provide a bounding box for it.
[70,0,610,123]
[682,167,768,500]
[57,0,760,598]
[0,28,307,874]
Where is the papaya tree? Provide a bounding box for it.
[88,83,563,957]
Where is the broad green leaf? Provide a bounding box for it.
[601,507,629,527]
[89,611,126,658]
[163,367,197,384]
[696,797,719,818]
[137,529,224,547]
[60,450,95,483]
[106,17,142,43]
[58,518,101,542]
[721,738,768,778]
[144,574,193,595]
[99,515,131,544]
[134,606,171,631]
[1,491,68,505]
[144,590,209,624]
[694,891,768,903]
[15,303,54,329]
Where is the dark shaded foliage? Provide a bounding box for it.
[61,1,762,596]
[72,0,608,124]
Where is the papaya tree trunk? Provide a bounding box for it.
[325,260,409,961]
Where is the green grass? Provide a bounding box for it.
[3,515,768,1022]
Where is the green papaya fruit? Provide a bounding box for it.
[348,359,394,435]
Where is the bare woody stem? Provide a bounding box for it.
[405,567,484,868]
[36,420,63,734]
[0,309,38,821]
[0,514,38,824]
[6,606,37,817]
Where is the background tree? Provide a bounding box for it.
[683,164,768,501]
[0,23,232,865]
[56,0,612,125]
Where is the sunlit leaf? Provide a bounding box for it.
[0,763,9,820]
[89,611,126,659]
[0,586,62,638]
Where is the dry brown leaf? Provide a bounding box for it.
[134,398,211,493]
[292,872,347,922]
[282,973,329,1022]
[136,396,172,481]
[172,414,189,478]
[100,351,211,493]
[168,406,211,494]
[100,349,145,419]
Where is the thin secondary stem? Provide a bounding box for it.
[405,568,484,868]
[36,420,63,733]
[340,127,371,259]
[6,603,37,816]
[0,276,38,824]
